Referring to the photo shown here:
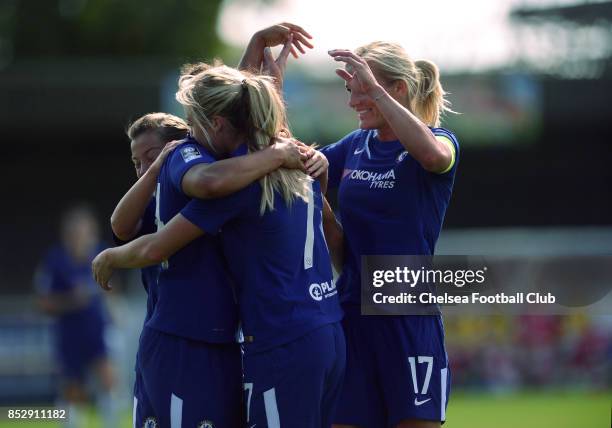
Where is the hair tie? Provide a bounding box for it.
[241,79,248,88]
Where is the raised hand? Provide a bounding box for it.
[262,34,294,89]
[328,49,383,98]
[240,23,313,72]
[255,22,313,58]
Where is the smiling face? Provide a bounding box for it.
[130,131,164,178]
[345,67,405,140]
[346,76,387,131]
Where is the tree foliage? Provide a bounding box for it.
[11,0,224,59]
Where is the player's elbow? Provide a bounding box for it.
[110,216,135,242]
[419,151,451,173]
[193,173,225,199]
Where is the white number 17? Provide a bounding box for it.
[408,356,433,395]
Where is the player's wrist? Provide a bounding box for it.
[367,84,386,101]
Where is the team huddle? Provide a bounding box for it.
[90,22,459,428]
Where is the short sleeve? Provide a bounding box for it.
[320,131,359,189]
[180,185,258,235]
[432,128,460,175]
[167,142,216,191]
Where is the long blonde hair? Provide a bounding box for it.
[355,41,454,127]
[175,62,312,214]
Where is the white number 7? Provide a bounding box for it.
[304,182,314,270]
[154,182,169,269]
[244,383,253,422]
[408,356,433,395]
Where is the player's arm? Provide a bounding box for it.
[181,137,307,199]
[111,141,181,240]
[322,197,343,273]
[329,50,454,173]
[93,214,202,290]
[370,91,454,173]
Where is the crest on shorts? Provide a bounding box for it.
[198,420,214,428]
[143,417,158,428]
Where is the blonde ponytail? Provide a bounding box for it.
[242,74,312,214]
[176,63,312,215]
[414,59,453,127]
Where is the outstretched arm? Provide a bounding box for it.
[93,214,203,290]
[111,141,181,241]
[181,137,308,199]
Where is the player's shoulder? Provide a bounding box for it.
[342,128,369,147]
[430,127,459,148]
[169,137,215,165]
[322,129,367,154]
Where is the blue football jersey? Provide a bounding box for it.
[145,137,239,343]
[181,157,342,354]
[321,128,459,305]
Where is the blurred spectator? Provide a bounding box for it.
[34,204,118,428]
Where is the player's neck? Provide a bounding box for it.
[376,125,397,142]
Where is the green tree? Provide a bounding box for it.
[11,0,224,60]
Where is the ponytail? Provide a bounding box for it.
[414,59,452,128]
[242,75,312,214]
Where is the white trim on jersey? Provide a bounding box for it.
[263,388,280,428]
[170,393,183,428]
[441,367,448,421]
[155,183,162,231]
[132,396,137,428]
[304,181,315,270]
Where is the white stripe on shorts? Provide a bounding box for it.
[171,393,183,428]
[132,396,137,428]
[263,387,280,428]
[440,367,448,421]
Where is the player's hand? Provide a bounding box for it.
[150,140,182,174]
[92,249,116,291]
[303,148,328,179]
[272,136,307,171]
[262,34,293,89]
[328,49,385,99]
[254,22,313,59]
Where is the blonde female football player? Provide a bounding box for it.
[322,43,459,428]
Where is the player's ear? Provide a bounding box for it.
[210,115,224,133]
[394,79,408,97]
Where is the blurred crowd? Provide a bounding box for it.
[446,313,612,391]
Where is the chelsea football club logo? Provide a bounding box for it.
[143,417,158,428]
[198,421,214,428]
